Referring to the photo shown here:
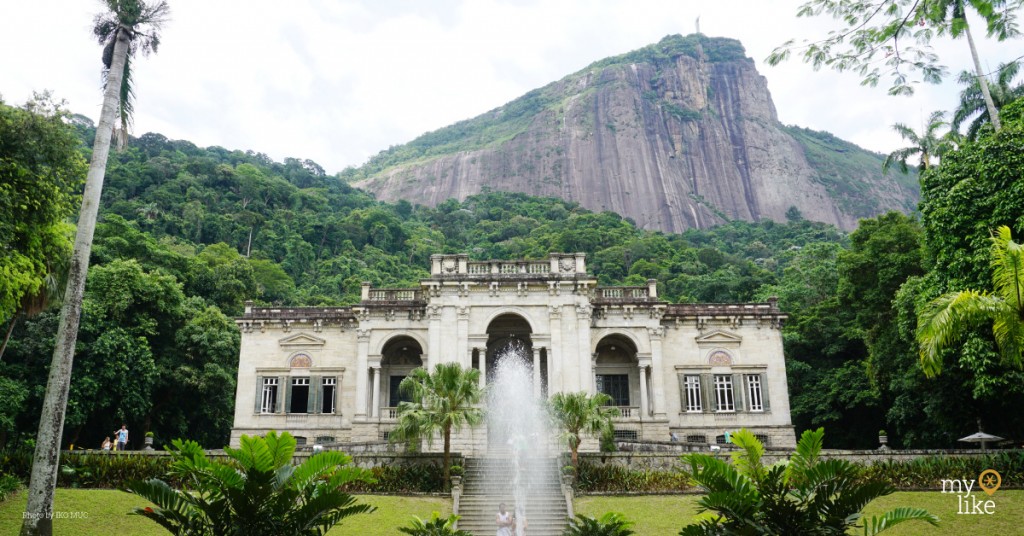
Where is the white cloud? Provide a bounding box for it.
[2,0,1020,172]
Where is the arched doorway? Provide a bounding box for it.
[594,335,639,417]
[380,336,423,418]
[484,313,533,383]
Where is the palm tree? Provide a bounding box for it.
[391,363,484,489]
[547,391,619,468]
[882,111,954,175]
[679,428,939,535]
[923,0,1017,133]
[21,2,168,534]
[127,431,375,535]
[917,226,1024,377]
[952,61,1024,140]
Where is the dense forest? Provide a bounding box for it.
[2,96,1024,452]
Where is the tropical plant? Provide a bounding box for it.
[563,512,635,536]
[679,428,939,535]
[398,512,471,536]
[21,2,169,534]
[952,61,1024,140]
[125,431,375,536]
[391,363,483,488]
[547,391,620,467]
[768,0,1019,125]
[917,226,1024,376]
[882,111,954,174]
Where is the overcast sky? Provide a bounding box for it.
[2,1,1020,174]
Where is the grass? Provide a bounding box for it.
[0,489,450,536]
[575,491,1024,535]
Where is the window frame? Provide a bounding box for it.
[713,374,735,412]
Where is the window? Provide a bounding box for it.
[290,377,310,413]
[613,429,638,441]
[260,377,278,414]
[379,431,391,441]
[684,375,702,412]
[755,434,770,446]
[715,434,728,445]
[389,376,412,407]
[315,435,335,445]
[714,375,734,412]
[597,374,630,406]
[294,436,307,446]
[321,377,336,414]
[686,434,707,444]
[746,375,764,412]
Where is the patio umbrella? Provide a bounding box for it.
[958,432,1004,452]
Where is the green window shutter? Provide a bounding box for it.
[254,375,263,413]
[701,373,715,413]
[284,377,292,416]
[732,374,745,412]
[761,372,771,412]
[309,375,320,414]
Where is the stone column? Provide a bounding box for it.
[477,347,487,390]
[549,306,562,393]
[457,306,470,368]
[577,305,593,393]
[532,346,542,396]
[591,353,599,394]
[370,365,381,418]
[355,329,370,418]
[649,327,667,419]
[638,365,649,419]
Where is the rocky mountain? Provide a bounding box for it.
[349,34,918,232]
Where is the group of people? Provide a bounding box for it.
[496,502,526,536]
[100,425,129,451]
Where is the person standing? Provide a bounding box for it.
[116,424,129,451]
[101,437,112,450]
[496,503,513,536]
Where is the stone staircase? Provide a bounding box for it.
[457,457,568,536]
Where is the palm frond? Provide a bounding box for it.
[917,290,1007,376]
[861,507,939,535]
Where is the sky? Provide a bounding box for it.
[1,0,1020,174]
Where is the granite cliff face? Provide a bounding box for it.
[352,35,918,232]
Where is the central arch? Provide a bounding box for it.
[484,313,533,382]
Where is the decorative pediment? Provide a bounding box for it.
[278,332,326,348]
[695,330,743,347]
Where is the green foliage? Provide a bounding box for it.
[679,428,939,535]
[0,450,174,489]
[125,431,375,536]
[391,363,483,488]
[918,226,1024,375]
[563,512,635,536]
[548,392,619,467]
[768,0,1019,97]
[575,462,691,493]
[340,463,445,494]
[0,472,21,502]
[398,512,471,536]
[953,61,1024,140]
[865,451,1024,489]
[0,95,86,324]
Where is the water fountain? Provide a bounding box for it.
[485,343,553,536]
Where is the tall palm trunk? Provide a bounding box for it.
[20,25,130,536]
[964,19,1002,132]
[443,426,451,489]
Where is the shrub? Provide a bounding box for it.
[341,463,445,493]
[679,428,939,535]
[563,512,635,536]
[398,512,471,536]
[126,431,376,536]
[0,472,21,501]
[865,451,1024,489]
[576,462,691,493]
[449,464,463,477]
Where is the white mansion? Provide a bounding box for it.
[231,253,796,452]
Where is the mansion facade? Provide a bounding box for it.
[231,253,796,452]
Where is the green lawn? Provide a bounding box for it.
[576,491,1024,535]
[0,489,450,536]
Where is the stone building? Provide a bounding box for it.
[230,253,796,452]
